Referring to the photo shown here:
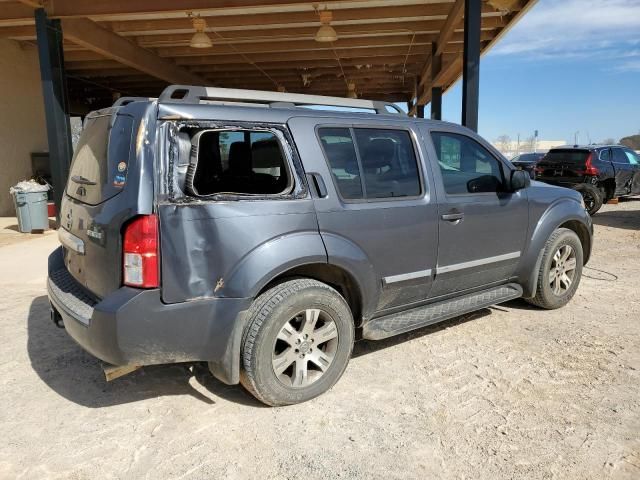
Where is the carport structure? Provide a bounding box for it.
[0,0,535,212]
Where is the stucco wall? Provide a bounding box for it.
[0,40,48,216]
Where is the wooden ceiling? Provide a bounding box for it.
[1,0,536,111]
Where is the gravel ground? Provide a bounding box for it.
[0,200,639,480]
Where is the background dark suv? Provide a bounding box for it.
[535,145,640,214]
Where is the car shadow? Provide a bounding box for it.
[592,208,640,231]
[27,295,265,408]
[29,296,523,408]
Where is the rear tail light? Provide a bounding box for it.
[123,214,159,288]
[583,152,599,176]
[534,165,544,176]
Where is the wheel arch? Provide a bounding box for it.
[257,263,365,327]
[519,199,592,298]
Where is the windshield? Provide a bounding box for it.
[66,113,134,205]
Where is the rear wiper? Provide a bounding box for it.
[71,175,97,186]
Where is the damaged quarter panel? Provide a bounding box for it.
[158,199,325,303]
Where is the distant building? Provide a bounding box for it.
[492,140,566,159]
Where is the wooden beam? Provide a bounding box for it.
[106,4,500,34]
[45,0,375,18]
[153,33,438,58]
[435,0,465,57]
[0,1,34,26]
[60,18,206,84]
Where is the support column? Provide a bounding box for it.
[35,8,73,221]
[461,0,481,132]
[416,105,425,119]
[430,43,442,120]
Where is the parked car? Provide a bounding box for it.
[510,152,544,178]
[535,145,640,215]
[48,86,593,406]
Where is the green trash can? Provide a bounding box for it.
[11,186,50,233]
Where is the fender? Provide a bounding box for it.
[221,231,327,298]
[518,196,592,298]
[319,232,380,320]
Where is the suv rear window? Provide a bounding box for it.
[185,129,291,197]
[318,127,421,200]
[542,150,590,165]
[66,113,134,205]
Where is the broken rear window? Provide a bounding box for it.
[184,129,292,197]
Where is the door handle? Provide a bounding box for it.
[307,173,328,198]
[441,213,464,222]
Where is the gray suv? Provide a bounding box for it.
[48,86,593,406]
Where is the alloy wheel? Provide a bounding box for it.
[272,309,339,388]
[548,244,577,296]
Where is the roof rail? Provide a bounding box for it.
[112,97,155,107]
[158,85,403,115]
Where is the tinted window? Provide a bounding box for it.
[431,132,505,194]
[599,148,611,161]
[318,128,363,199]
[319,128,421,200]
[353,129,421,198]
[67,113,134,205]
[543,150,590,165]
[612,148,630,164]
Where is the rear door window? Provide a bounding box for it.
[66,113,134,205]
[318,127,421,200]
[353,129,421,199]
[612,148,630,164]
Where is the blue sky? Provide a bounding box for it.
[427,0,640,144]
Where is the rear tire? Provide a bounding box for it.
[240,279,354,406]
[573,183,603,215]
[526,228,583,310]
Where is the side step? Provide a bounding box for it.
[363,283,522,341]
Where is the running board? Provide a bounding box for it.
[363,283,522,341]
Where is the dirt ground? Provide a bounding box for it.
[0,200,638,480]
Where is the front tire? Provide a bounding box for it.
[526,228,583,310]
[240,279,355,406]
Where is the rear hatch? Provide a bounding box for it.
[536,149,590,183]
[58,106,150,298]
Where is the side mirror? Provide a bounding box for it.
[510,169,530,192]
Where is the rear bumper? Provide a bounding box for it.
[47,247,251,384]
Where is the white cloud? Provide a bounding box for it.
[491,0,640,66]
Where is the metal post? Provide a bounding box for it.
[35,8,73,222]
[430,43,442,120]
[431,87,442,120]
[462,0,481,132]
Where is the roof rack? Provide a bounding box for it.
[112,97,155,107]
[158,85,403,115]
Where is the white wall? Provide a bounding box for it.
[0,40,48,216]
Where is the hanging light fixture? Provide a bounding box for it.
[315,10,338,43]
[346,82,357,99]
[189,16,212,48]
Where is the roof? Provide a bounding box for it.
[1,0,537,111]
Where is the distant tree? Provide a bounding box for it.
[521,135,536,152]
[601,138,616,145]
[620,134,640,150]
[495,134,512,153]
